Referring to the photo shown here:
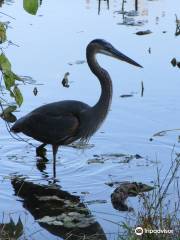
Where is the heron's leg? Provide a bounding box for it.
[36,143,47,157]
[52,145,59,179]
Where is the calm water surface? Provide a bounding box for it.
[0,0,180,239]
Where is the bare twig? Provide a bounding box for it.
[0,11,15,20]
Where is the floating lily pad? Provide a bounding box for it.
[69,141,94,149]
[88,153,143,164]
[36,209,95,228]
[118,18,146,26]
[87,158,105,164]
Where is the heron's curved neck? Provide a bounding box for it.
[86,45,112,122]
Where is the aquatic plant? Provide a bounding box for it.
[117,152,180,240]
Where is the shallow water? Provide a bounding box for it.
[0,0,180,239]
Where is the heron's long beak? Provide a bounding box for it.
[109,47,143,68]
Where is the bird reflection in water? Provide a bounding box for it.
[11,176,107,240]
[135,0,138,11]
[98,0,109,15]
[0,0,4,7]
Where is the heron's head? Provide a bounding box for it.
[89,39,143,68]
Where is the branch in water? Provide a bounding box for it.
[153,128,180,137]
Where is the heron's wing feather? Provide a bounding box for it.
[22,112,79,144]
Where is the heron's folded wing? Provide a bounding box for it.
[22,112,79,144]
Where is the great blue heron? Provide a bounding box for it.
[11,39,142,177]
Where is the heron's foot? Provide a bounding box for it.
[51,176,59,184]
[36,146,47,158]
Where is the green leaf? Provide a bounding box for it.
[0,53,11,73]
[23,0,39,15]
[0,217,23,238]
[14,217,23,238]
[10,89,15,98]
[3,71,15,90]
[12,72,23,81]
[2,105,17,114]
[0,105,17,123]
[0,22,7,43]
[13,85,23,106]
[0,112,17,123]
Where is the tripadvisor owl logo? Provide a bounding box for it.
[135,227,143,236]
[134,226,174,235]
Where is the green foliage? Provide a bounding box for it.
[0,53,24,106]
[4,72,15,90]
[0,21,25,120]
[23,0,39,15]
[0,22,7,43]
[0,105,17,122]
[13,85,23,106]
[117,157,180,240]
[0,217,23,239]
[0,53,11,72]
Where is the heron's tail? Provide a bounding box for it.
[10,120,23,133]
[11,125,21,133]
